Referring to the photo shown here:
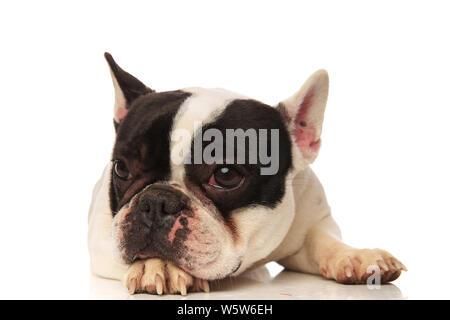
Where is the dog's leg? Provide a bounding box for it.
[278,215,407,284]
[124,258,210,295]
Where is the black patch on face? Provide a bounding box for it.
[109,90,191,214]
[185,99,292,216]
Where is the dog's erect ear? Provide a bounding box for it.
[104,52,154,125]
[278,70,329,164]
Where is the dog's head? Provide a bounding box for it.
[105,53,329,280]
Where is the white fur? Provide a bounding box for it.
[88,70,406,290]
[88,162,128,279]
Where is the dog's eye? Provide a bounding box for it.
[209,166,243,189]
[113,160,131,180]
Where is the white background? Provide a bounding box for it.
[0,1,449,299]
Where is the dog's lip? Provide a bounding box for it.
[215,260,242,279]
[233,261,242,273]
[132,250,157,262]
[230,260,242,275]
[135,253,151,260]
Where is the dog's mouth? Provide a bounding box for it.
[118,214,222,272]
[119,225,242,280]
[133,252,157,262]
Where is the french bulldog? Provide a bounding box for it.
[88,53,406,295]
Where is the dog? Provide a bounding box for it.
[88,53,406,295]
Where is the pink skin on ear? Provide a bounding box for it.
[294,89,321,154]
[116,107,129,122]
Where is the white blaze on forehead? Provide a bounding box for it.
[170,87,248,183]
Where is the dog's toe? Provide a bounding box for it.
[124,258,209,295]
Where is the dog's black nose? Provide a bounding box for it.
[138,185,185,227]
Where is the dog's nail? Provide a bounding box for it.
[345,266,353,278]
[202,279,210,293]
[395,260,407,272]
[178,276,187,296]
[128,278,137,295]
[155,274,164,295]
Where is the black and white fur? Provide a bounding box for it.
[88,53,406,295]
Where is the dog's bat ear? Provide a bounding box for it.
[104,52,154,125]
[277,70,329,165]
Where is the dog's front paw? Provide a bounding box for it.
[320,248,407,284]
[125,258,210,295]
